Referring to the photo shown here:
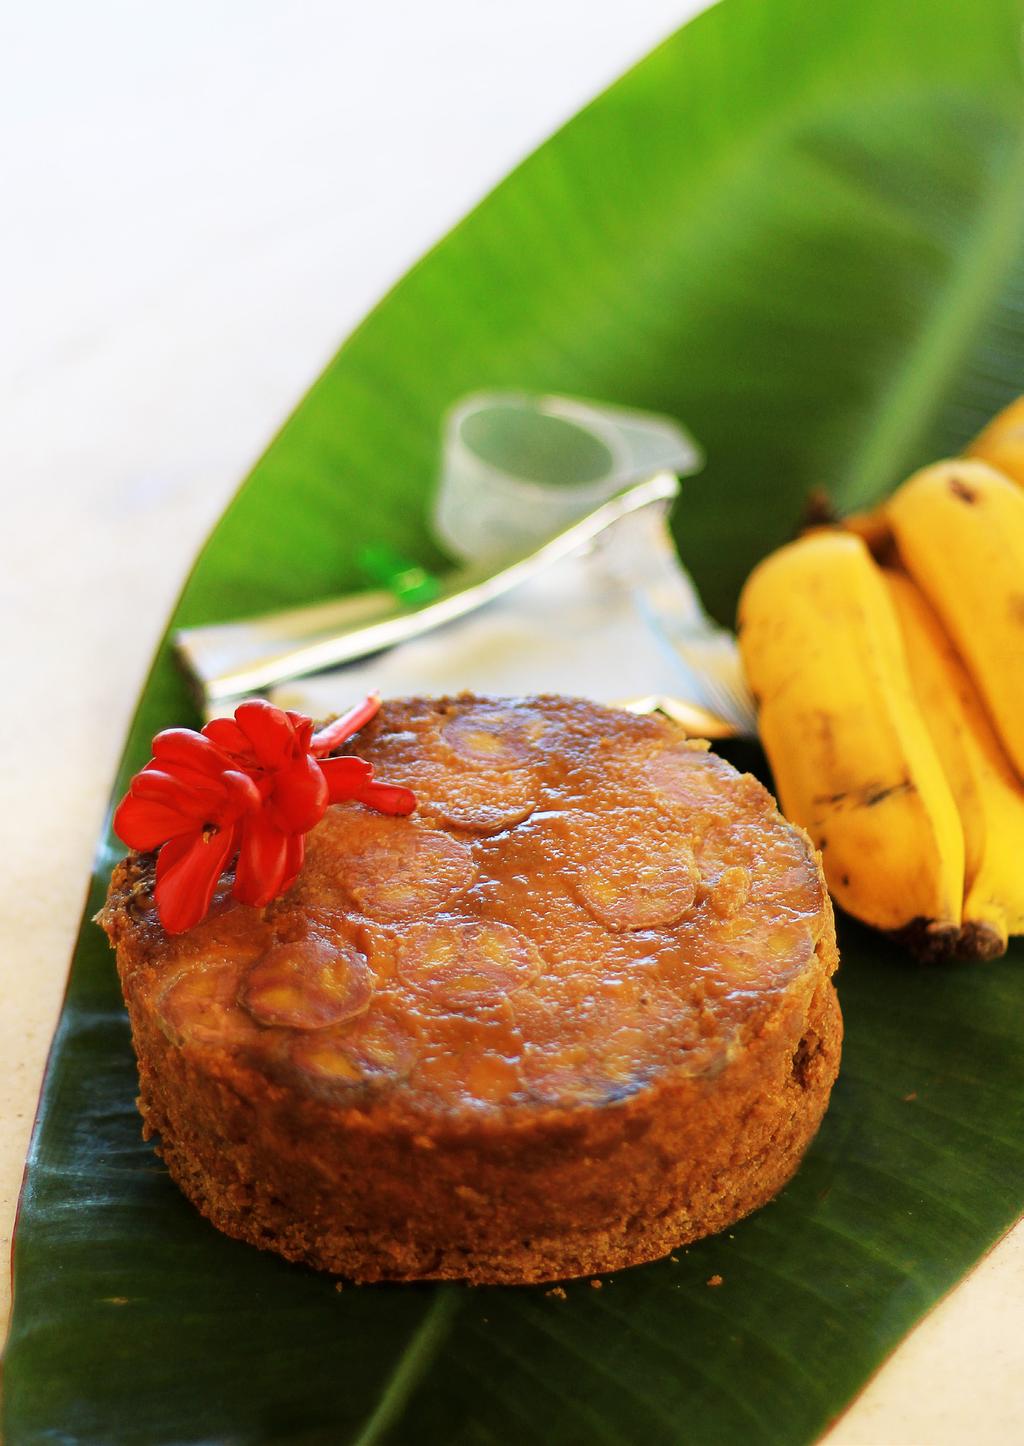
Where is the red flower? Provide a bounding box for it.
[113,694,414,934]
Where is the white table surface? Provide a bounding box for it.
[2,4,1021,1441]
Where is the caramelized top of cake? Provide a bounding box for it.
[107,695,831,1120]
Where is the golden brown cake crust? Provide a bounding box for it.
[100,693,842,1285]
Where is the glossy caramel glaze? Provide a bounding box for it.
[107,695,831,1124]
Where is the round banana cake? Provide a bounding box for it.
[100,694,841,1284]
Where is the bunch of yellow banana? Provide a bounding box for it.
[738,396,1024,959]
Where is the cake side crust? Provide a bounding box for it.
[118,905,840,1285]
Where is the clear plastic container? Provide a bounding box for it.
[432,391,702,564]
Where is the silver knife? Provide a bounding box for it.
[178,474,678,703]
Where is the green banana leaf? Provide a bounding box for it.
[6,0,1024,1441]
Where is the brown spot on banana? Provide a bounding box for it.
[863,781,915,808]
[811,780,914,810]
[948,476,979,505]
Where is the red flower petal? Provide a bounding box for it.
[202,716,254,759]
[131,768,224,819]
[354,780,417,816]
[285,712,315,752]
[233,811,291,908]
[153,824,239,934]
[220,768,263,818]
[318,754,374,802]
[151,728,232,776]
[265,755,329,834]
[318,756,415,816]
[277,833,306,896]
[234,700,298,769]
[113,792,199,851]
[310,694,381,757]
[144,758,236,795]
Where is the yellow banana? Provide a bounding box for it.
[738,530,965,953]
[966,395,1024,483]
[885,570,1024,959]
[886,459,1024,780]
